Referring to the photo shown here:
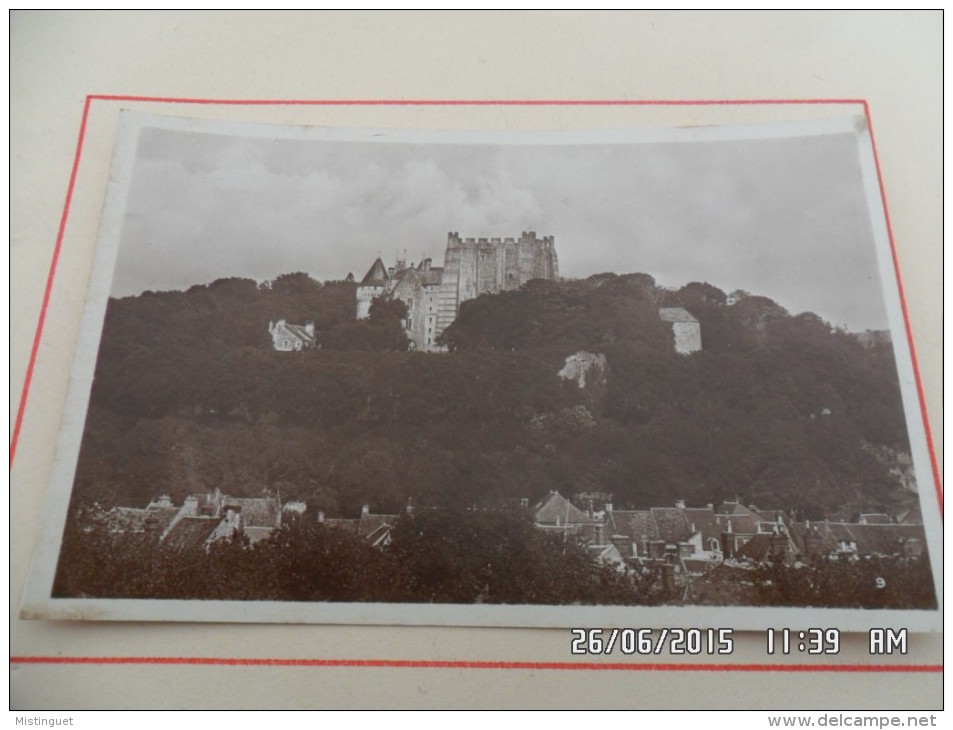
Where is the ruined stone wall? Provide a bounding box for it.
[671,321,702,355]
[435,241,462,337]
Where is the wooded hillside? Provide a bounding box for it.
[71,272,913,520]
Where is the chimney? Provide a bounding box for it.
[675,499,686,509]
[362,504,370,515]
[605,503,613,513]
[183,495,199,517]
[317,511,325,523]
[305,321,315,336]
[661,563,676,591]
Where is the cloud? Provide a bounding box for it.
[111,126,890,330]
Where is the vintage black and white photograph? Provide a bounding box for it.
[21,112,942,628]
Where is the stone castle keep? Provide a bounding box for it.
[357,231,560,351]
[270,230,701,354]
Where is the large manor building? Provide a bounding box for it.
[269,230,702,355]
[357,231,559,351]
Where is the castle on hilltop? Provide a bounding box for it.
[269,230,702,355]
[357,231,559,351]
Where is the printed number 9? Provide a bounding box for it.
[875,577,886,589]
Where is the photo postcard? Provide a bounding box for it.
[20,111,942,631]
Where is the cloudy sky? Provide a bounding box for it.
[112,121,890,331]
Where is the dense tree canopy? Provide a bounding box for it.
[70,272,914,523]
[54,510,650,605]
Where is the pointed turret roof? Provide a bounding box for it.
[361,257,390,285]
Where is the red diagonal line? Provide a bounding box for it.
[10,96,92,466]
[862,100,944,516]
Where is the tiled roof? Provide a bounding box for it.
[651,507,692,543]
[683,507,720,541]
[587,544,623,564]
[283,324,315,344]
[788,523,838,555]
[840,523,926,556]
[105,507,148,530]
[826,523,855,542]
[789,521,926,558]
[234,498,280,528]
[533,492,594,526]
[105,506,177,533]
[715,501,755,517]
[392,267,419,289]
[419,268,443,286]
[358,513,399,538]
[163,517,221,551]
[324,518,359,534]
[363,523,393,547]
[721,514,760,536]
[605,510,630,535]
[615,511,659,544]
[735,534,773,561]
[659,307,697,323]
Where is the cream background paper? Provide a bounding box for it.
[10,10,942,709]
